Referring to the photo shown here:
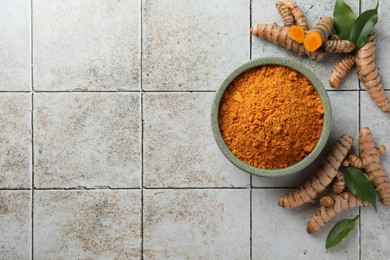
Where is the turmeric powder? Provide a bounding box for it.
[219,65,324,169]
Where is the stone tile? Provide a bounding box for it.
[253,91,359,187]
[33,0,140,91]
[143,189,250,259]
[34,190,141,259]
[34,93,141,188]
[252,189,359,259]
[0,94,31,189]
[362,0,390,90]
[361,198,390,259]
[142,0,249,91]
[0,0,30,91]
[252,0,359,90]
[143,93,250,188]
[0,191,31,259]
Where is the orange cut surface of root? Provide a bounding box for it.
[288,25,305,43]
[304,31,323,52]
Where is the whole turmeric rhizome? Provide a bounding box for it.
[219,65,324,169]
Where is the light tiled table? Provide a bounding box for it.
[1,0,389,259]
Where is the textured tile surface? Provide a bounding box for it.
[0,0,30,91]
[142,0,249,91]
[143,92,250,188]
[34,93,141,188]
[34,190,141,259]
[361,199,390,259]
[1,0,390,259]
[143,189,250,259]
[0,94,31,188]
[252,189,359,259]
[33,0,140,91]
[252,0,359,90]
[0,191,31,259]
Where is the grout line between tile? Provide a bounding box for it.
[30,0,34,258]
[34,187,142,190]
[140,0,144,258]
[357,0,362,254]
[0,91,32,93]
[22,90,216,93]
[31,92,34,260]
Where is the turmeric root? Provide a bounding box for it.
[278,136,354,208]
[276,1,295,27]
[306,192,368,234]
[324,40,355,53]
[359,127,390,206]
[329,55,356,88]
[342,158,350,167]
[303,17,334,52]
[377,144,386,156]
[250,23,325,61]
[329,34,341,40]
[349,154,363,169]
[320,195,335,207]
[356,34,390,112]
[284,0,308,30]
[288,25,305,43]
[331,171,345,195]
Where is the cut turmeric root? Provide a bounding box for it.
[288,25,305,43]
[306,192,368,234]
[284,0,308,30]
[278,136,354,208]
[329,55,356,88]
[356,34,390,112]
[359,127,390,206]
[276,1,295,27]
[250,23,325,61]
[303,17,334,52]
[324,40,355,53]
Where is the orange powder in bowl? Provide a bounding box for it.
[218,65,324,169]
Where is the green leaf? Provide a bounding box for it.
[326,215,359,249]
[350,4,378,49]
[333,0,356,40]
[341,166,377,210]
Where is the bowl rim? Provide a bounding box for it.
[210,57,332,177]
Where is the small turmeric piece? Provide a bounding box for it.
[276,1,295,27]
[377,144,386,156]
[288,25,306,43]
[359,127,390,206]
[278,136,354,208]
[303,17,334,52]
[349,154,363,169]
[306,192,368,234]
[320,195,335,207]
[324,40,355,53]
[284,0,308,30]
[329,55,356,88]
[250,23,325,61]
[331,171,345,195]
[356,34,390,112]
[348,146,385,168]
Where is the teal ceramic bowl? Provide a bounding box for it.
[211,57,332,177]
